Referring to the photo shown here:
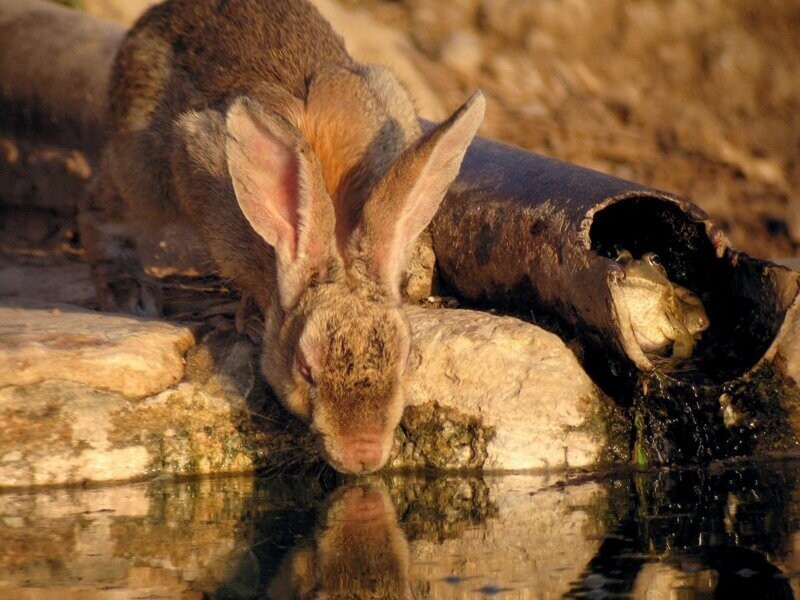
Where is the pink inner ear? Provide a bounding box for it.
[249,125,300,259]
[227,101,306,262]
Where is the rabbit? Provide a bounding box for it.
[267,484,412,599]
[78,0,485,474]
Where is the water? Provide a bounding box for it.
[2,461,800,598]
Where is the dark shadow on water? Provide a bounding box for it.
[567,461,800,599]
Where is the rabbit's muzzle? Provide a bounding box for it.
[328,432,390,474]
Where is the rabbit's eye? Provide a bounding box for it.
[296,351,316,386]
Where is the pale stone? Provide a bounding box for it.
[76,446,151,482]
[403,306,625,471]
[0,381,145,487]
[0,304,195,398]
[778,308,800,390]
[0,376,262,487]
[775,306,800,445]
[0,302,624,486]
[775,257,800,271]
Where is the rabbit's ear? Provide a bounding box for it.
[356,91,485,299]
[226,98,336,308]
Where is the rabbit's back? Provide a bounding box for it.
[110,0,352,132]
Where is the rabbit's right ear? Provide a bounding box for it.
[226,98,337,309]
[354,91,485,300]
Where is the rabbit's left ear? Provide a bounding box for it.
[226,97,338,308]
[352,91,485,300]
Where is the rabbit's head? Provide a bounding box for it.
[226,92,484,473]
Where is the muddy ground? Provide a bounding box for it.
[342,0,800,259]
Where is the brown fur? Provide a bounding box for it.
[83,0,484,473]
[268,485,412,599]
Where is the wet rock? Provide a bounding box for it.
[0,347,273,487]
[401,306,628,471]
[778,308,800,393]
[0,301,624,485]
[775,260,800,394]
[0,382,153,487]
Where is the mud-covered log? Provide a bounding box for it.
[431,137,800,463]
[432,137,800,385]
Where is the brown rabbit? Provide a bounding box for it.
[79,0,485,474]
[267,484,412,599]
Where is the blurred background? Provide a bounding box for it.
[63,0,800,258]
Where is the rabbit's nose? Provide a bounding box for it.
[340,434,386,473]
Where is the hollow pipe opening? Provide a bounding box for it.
[587,195,795,385]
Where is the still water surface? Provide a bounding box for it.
[2,461,799,598]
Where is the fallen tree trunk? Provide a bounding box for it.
[431,139,800,462]
[433,138,800,386]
